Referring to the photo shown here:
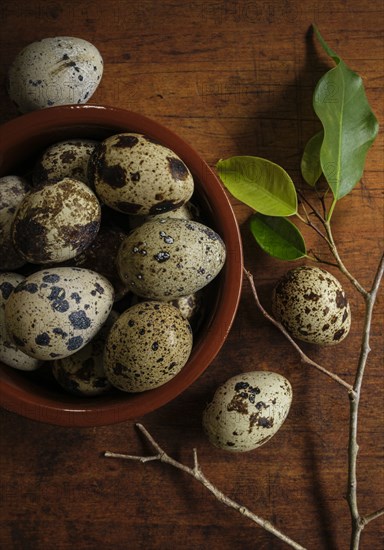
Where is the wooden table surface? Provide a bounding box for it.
[0,1,383,549]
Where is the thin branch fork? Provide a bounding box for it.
[105,423,307,550]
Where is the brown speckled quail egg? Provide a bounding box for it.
[104,301,193,392]
[89,133,194,216]
[52,310,119,396]
[272,266,351,345]
[33,139,99,187]
[0,175,31,270]
[128,201,201,230]
[117,217,226,300]
[203,371,293,452]
[170,291,204,331]
[0,273,41,371]
[53,226,130,301]
[7,37,103,113]
[4,267,114,361]
[12,177,101,264]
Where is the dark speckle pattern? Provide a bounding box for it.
[104,301,193,392]
[11,178,101,264]
[202,372,292,452]
[4,267,114,361]
[0,282,15,300]
[117,217,226,300]
[272,266,351,345]
[91,133,194,216]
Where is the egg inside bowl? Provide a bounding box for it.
[0,105,243,426]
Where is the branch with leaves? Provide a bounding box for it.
[103,26,382,550]
[216,25,382,549]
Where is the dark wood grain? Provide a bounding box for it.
[0,1,383,549]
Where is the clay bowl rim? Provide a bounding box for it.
[0,104,243,427]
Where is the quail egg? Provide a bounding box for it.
[0,272,41,371]
[0,175,31,270]
[4,267,114,361]
[203,371,293,452]
[33,139,99,186]
[117,217,226,300]
[89,133,194,216]
[272,266,351,345]
[52,225,130,301]
[52,311,118,396]
[12,177,101,264]
[170,291,204,331]
[7,37,103,113]
[104,301,193,392]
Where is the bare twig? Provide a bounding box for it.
[324,221,369,297]
[348,251,384,549]
[296,200,329,243]
[105,423,307,550]
[362,507,384,527]
[244,249,383,550]
[243,268,353,392]
[307,249,339,269]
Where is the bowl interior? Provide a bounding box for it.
[0,105,243,426]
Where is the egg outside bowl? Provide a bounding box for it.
[0,105,243,427]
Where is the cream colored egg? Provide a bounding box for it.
[117,217,226,300]
[12,177,101,264]
[33,139,99,186]
[272,266,351,345]
[0,175,30,270]
[104,301,193,392]
[203,371,293,452]
[128,201,200,230]
[52,311,118,396]
[7,37,103,113]
[53,226,130,301]
[0,273,41,371]
[89,133,194,216]
[4,267,114,361]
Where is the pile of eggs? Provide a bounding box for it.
[0,132,226,397]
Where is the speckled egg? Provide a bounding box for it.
[203,371,293,452]
[52,311,118,396]
[0,273,41,371]
[104,301,193,392]
[89,133,194,216]
[128,201,201,230]
[33,139,99,186]
[0,175,31,270]
[170,291,204,331]
[53,226,130,301]
[7,37,103,113]
[4,267,114,361]
[117,217,226,300]
[12,177,101,264]
[271,266,351,345]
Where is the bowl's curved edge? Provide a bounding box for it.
[0,105,244,427]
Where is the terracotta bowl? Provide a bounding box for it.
[0,105,243,427]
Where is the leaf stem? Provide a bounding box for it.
[243,268,353,392]
[105,423,307,550]
[326,197,338,223]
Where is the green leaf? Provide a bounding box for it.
[249,213,306,260]
[216,156,297,217]
[301,130,323,186]
[312,26,379,200]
